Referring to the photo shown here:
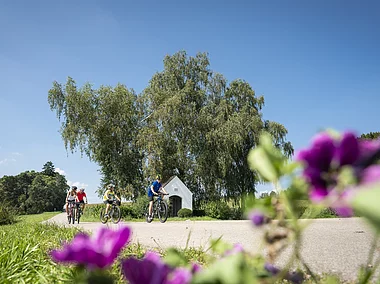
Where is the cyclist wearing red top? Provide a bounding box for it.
[76,188,87,213]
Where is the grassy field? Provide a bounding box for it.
[0,212,209,283]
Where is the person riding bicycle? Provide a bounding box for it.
[102,184,121,217]
[66,186,77,215]
[147,174,168,220]
[76,187,87,213]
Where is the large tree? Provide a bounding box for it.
[0,162,68,214]
[47,51,293,205]
[48,79,144,198]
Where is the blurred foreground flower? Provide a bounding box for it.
[248,209,267,226]
[265,263,304,284]
[296,131,380,216]
[51,226,131,269]
[122,251,194,284]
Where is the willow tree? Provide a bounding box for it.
[48,78,143,199]
[47,51,293,204]
[138,51,293,206]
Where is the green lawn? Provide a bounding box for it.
[17,211,61,223]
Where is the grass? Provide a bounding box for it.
[17,211,61,223]
[0,212,209,283]
[0,210,354,283]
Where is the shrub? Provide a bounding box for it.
[177,208,192,218]
[0,204,17,225]
[130,196,150,219]
[192,209,206,217]
[205,201,231,220]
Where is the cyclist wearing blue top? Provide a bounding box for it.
[148,174,168,219]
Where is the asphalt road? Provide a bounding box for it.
[44,214,380,282]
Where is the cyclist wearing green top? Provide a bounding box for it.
[102,184,121,217]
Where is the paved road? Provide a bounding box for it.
[45,214,380,282]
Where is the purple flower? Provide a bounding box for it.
[264,263,304,284]
[224,243,244,256]
[248,210,266,226]
[361,165,380,184]
[296,131,380,216]
[50,226,131,269]
[122,251,193,284]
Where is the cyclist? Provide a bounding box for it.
[76,188,87,213]
[102,184,121,217]
[66,186,77,215]
[147,174,168,220]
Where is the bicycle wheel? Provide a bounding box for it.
[100,208,108,224]
[76,207,81,224]
[158,201,168,223]
[71,207,76,224]
[67,213,71,224]
[111,206,121,224]
[145,204,153,223]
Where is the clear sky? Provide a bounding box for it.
[1,0,379,203]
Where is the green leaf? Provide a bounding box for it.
[191,253,257,284]
[351,183,380,231]
[162,248,188,268]
[208,237,233,255]
[248,147,278,182]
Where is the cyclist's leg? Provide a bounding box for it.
[105,200,111,214]
[148,196,154,217]
[66,202,69,215]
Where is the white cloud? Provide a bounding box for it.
[11,152,22,156]
[0,158,16,165]
[55,168,66,175]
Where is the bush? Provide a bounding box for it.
[192,209,206,217]
[177,208,192,218]
[205,201,232,220]
[130,196,150,219]
[0,204,17,225]
[230,207,243,220]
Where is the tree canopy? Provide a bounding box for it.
[0,161,69,214]
[360,132,380,140]
[48,50,293,206]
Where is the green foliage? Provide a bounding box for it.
[0,221,82,283]
[177,208,192,218]
[0,162,68,215]
[360,132,380,140]
[0,204,17,225]
[205,201,232,220]
[48,50,293,205]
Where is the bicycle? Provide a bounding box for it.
[100,200,121,224]
[145,193,169,223]
[75,202,84,224]
[67,200,76,224]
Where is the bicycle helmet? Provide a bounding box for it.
[72,186,78,190]
[107,184,115,189]
[156,174,162,180]
[80,188,85,191]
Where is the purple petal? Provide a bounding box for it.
[191,263,202,274]
[361,165,380,185]
[309,187,329,202]
[164,268,192,284]
[297,133,335,172]
[248,210,265,226]
[122,252,172,284]
[336,132,360,166]
[224,243,244,256]
[264,263,280,275]
[359,139,380,159]
[333,206,353,217]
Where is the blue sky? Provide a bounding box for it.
[1,0,379,203]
